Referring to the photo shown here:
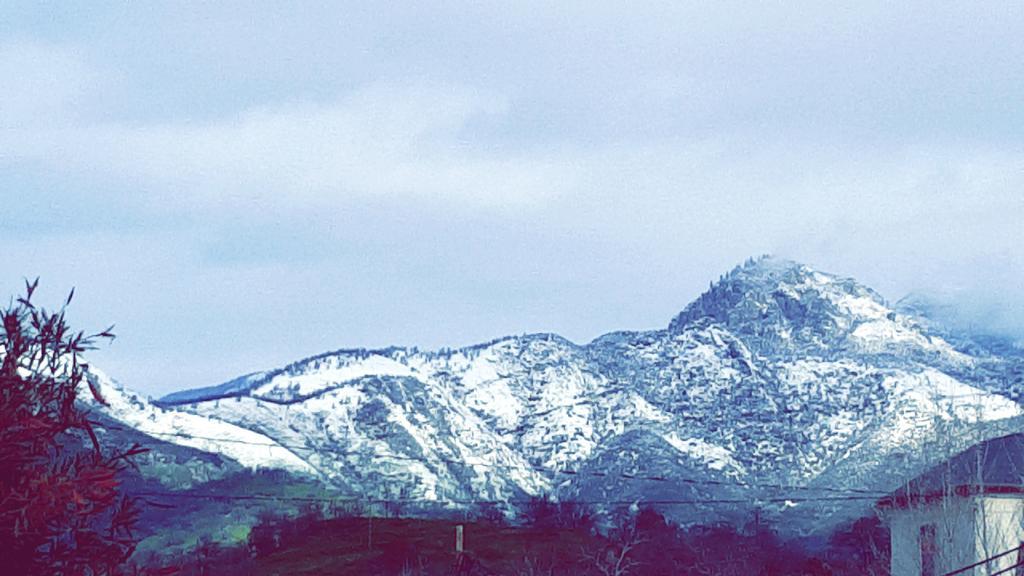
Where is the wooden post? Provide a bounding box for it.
[455,524,464,554]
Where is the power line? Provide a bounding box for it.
[942,545,1023,576]
[130,489,883,508]
[101,423,889,498]
[990,558,1024,576]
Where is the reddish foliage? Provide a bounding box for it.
[0,280,153,575]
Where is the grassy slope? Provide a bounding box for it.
[131,470,332,558]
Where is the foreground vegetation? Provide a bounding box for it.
[146,501,889,576]
[1,282,151,575]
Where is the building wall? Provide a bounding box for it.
[889,498,976,576]
[973,496,1024,574]
[889,496,1024,576]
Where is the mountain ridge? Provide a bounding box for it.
[89,255,1024,535]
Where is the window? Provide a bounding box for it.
[920,523,937,576]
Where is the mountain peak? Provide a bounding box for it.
[738,254,808,274]
[668,256,890,355]
[725,255,827,285]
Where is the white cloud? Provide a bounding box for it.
[0,40,95,128]
[4,80,579,210]
[3,10,1024,396]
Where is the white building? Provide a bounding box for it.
[881,433,1024,576]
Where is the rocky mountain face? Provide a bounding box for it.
[88,256,1024,534]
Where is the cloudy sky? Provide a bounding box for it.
[2,2,1022,395]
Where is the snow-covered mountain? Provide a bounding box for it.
[90,256,1024,533]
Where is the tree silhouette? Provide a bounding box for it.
[0,279,146,575]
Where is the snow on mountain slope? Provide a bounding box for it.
[662,432,746,476]
[83,369,315,475]
[183,374,550,502]
[669,257,972,366]
[252,353,415,400]
[893,369,1022,423]
[89,255,1024,532]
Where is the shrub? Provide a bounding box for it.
[0,280,145,575]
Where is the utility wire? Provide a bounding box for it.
[989,558,1024,576]
[130,489,883,507]
[101,424,889,498]
[942,545,1022,576]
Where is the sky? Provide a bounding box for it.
[2,2,1023,396]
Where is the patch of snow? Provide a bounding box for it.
[464,379,522,430]
[663,432,746,476]
[84,370,316,475]
[460,352,502,387]
[836,293,889,321]
[253,354,414,398]
[899,369,1023,423]
[624,394,672,423]
[851,320,973,365]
